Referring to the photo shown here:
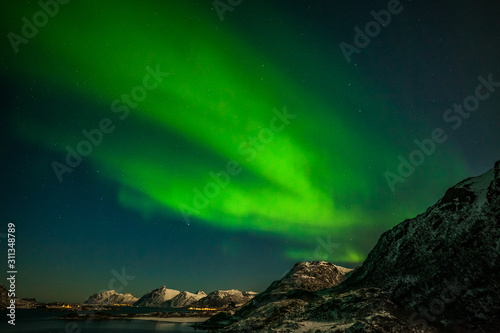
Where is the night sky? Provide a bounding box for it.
[1,0,499,303]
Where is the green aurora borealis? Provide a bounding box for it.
[2,0,499,301]
[2,0,467,259]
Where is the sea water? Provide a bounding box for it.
[0,309,208,332]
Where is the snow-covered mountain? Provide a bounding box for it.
[203,261,354,330]
[239,261,354,317]
[161,290,206,308]
[83,290,138,305]
[133,286,180,307]
[266,261,353,294]
[207,160,500,332]
[191,289,257,309]
[338,159,500,331]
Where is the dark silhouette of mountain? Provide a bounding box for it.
[206,160,500,332]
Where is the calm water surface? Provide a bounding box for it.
[0,309,208,333]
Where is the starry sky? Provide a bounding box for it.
[1,0,499,303]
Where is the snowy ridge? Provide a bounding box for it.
[454,165,495,208]
[206,160,500,332]
[274,261,353,294]
[192,289,257,309]
[83,290,138,305]
[161,290,206,308]
[133,286,180,307]
[202,261,355,331]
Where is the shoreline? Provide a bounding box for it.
[130,316,209,323]
[55,309,216,322]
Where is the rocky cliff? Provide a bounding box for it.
[209,160,500,332]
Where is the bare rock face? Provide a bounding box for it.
[242,261,353,314]
[219,288,426,333]
[133,286,180,307]
[83,290,138,305]
[191,289,257,309]
[208,160,500,332]
[268,261,354,294]
[343,160,500,331]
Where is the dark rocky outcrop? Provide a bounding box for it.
[203,261,353,331]
[342,160,500,331]
[209,160,500,332]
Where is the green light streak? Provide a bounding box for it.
[2,1,469,264]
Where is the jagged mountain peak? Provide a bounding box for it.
[191,289,257,309]
[207,260,354,328]
[341,160,500,323]
[133,286,180,307]
[272,260,354,294]
[207,160,500,332]
[161,290,207,308]
[83,290,138,305]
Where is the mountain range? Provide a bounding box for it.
[203,160,500,332]
[132,286,181,307]
[83,290,138,305]
[191,290,258,309]
[82,286,256,309]
[163,290,207,308]
[2,159,499,332]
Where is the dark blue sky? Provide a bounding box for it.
[1,0,499,303]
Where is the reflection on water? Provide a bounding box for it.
[0,309,207,332]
